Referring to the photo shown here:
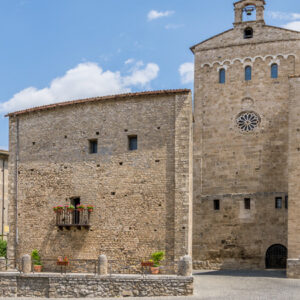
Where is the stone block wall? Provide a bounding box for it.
[0,273,193,298]
[287,76,300,277]
[7,90,193,273]
[192,17,300,268]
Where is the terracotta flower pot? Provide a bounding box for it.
[88,209,93,212]
[33,265,42,272]
[150,267,160,274]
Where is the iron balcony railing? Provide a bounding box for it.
[55,209,91,229]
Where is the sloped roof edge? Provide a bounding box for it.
[6,89,191,117]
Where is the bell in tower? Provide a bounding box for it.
[234,0,265,25]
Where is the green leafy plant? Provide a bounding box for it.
[0,239,7,257]
[31,249,42,266]
[76,204,85,210]
[151,251,165,267]
[65,204,75,211]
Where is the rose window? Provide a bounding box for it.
[236,111,260,132]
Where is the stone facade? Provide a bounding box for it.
[0,273,193,298]
[6,0,300,278]
[192,0,300,271]
[6,90,193,273]
[0,150,9,240]
[287,75,300,278]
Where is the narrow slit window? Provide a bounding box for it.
[245,66,252,81]
[219,68,225,84]
[89,139,98,154]
[128,135,138,151]
[285,195,288,209]
[244,198,251,210]
[275,197,282,209]
[214,199,220,211]
[271,64,278,79]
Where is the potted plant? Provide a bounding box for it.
[53,205,63,213]
[31,249,42,272]
[66,204,75,212]
[57,256,69,266]
[87,205,94,212]
[150,251,165,274]
[76,204,85,212]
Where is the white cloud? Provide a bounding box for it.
[165,24,184,30]
[267,11,300,21]
[179,62,194,84]
[0,61,159,114]
[283,21,300,31]
[125,58,135,65]
[147,10,174,21]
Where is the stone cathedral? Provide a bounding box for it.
[6,0,300,279]
[192,0,300,277]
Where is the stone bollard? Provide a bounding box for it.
[98,254,108,275]
[0,257,6,271]
[177,255,193,276]
[22,254,31,274]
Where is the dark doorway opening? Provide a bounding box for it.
[265,244,287,269]
[71,197,80,224]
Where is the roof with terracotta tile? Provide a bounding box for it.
[0,150,9,157]
[5,89,191,117]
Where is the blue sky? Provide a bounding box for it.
[1,0,300,149]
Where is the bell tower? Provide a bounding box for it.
[234,0,265,26]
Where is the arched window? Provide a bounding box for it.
[219,68,225,84]
[244,27,253,39]
[271,64,278,79]
[245,66,252,81]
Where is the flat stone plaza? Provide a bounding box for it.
[2,270,300,300]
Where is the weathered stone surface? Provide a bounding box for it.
[192,0,295,269]
[7,91,193,273]
[178,255,192,276]
[21,254,31,274]
[98,254,107,275]
[0,273,193,298]
[287,76,300,277]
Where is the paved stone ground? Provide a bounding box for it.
[3,270,300,300]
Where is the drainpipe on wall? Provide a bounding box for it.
[1,158,4,240]
[14,117,20,262]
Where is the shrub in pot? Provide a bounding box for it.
[150,251,165,274]
[31,249,42,272]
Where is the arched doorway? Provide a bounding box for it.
[265,244,287,269]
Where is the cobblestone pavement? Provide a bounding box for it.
[3,270,300,300]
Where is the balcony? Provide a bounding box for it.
[55,209,91,230]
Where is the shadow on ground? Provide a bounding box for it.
[193,269,286,278]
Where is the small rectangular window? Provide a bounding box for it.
[214,199,220,211]
[275,197,282,209]
[244,198,251,210]
[285,195,288,209]
[245,66,252,81]
[89,139,98,154]
[271,64,278,79]
[128,135,137,151]
[219,69,225,84]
